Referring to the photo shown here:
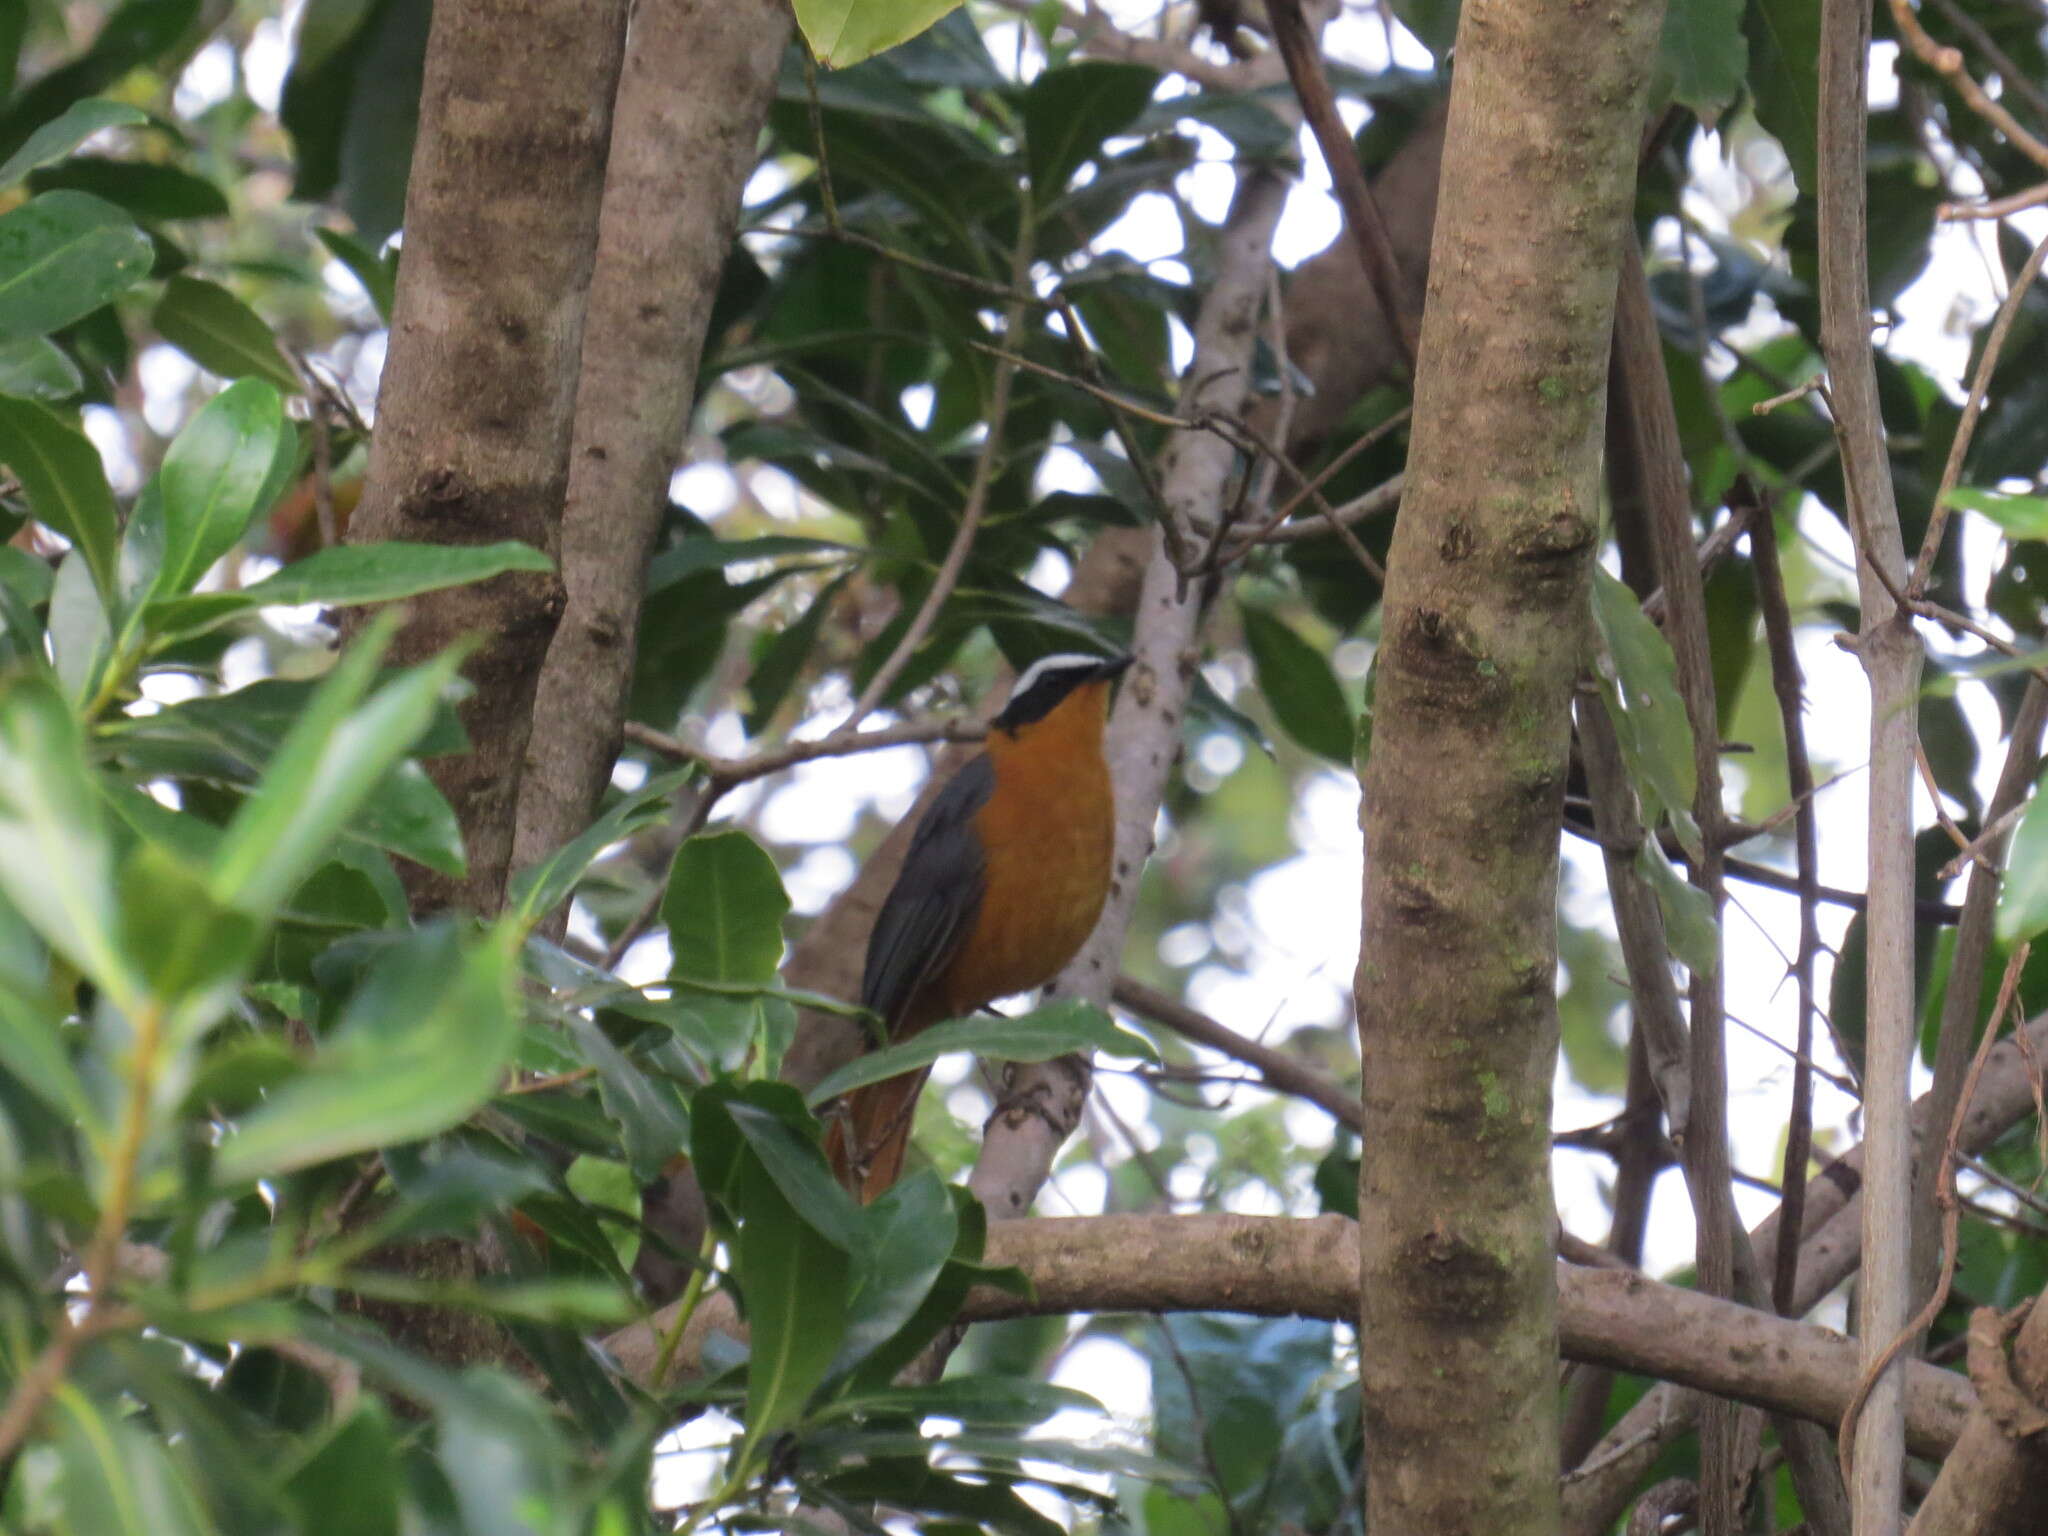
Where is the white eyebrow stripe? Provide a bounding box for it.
[1007,653,1106,704]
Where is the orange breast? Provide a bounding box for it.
[931,681,1115,1018]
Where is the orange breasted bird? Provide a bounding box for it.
[825,651,1133,1202]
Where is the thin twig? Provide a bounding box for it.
[1838,944,2029,1479]
[1942,182,2048,220]
[1752,503,1825,1314]
[623,717,983,787]
[1113,976,1362,1130]
[1888,0,2048,177]
[1264,0,1418,369]
[1909,227,2048,594]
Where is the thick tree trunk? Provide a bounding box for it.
[1907,1293,2048,1535]
[1353,0,1664,1530]
[512,0,791,891]
[348,0,630,914]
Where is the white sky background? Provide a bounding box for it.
[153,0,2048,1517]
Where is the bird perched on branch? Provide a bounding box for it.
[825,651,1133,1202]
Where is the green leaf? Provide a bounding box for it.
[1746,0,1821,193]
[1997,779,2048,945]
[43,1386,214,1536]
[212,923,518,1182]
[734,1154,850,1450]
[723,1094,865,1250]
[829,1168,957,1382]
[30,157,230,221]
[794,0,966,68]
[150,274,301,393]
[150,378,291,599]
[0,191,152,340]
[117,839,263,1043]
[48,547,112,705]
[1948,485,2048,542]
[0,98,149,189]
[1387,0,1461,57]
[1590,565,1702,856]
[232,538,552,608]
[1657,0,1747,119]
[314,225,396,322]
[0,673,136,1004]
[822,1376,1103,1428]
[1240,600,1354,763]
[507,766,695,929]
[806,1000,1158,1106]
[0,971,93,1128]
[1636,840,1721,977]
[349,760,465,876]
[663,829,791,987]
[0,335,85,398]
[567,1014,692,1183]
[283,1403,401,1536]
[1022,62,1158,202]
[0,396,120,598]
[208,619,465,917]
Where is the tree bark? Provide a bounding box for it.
[511,0,791,897]
[347,0,631,914]
[1353,0,1664,1529]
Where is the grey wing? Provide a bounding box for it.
[861,754,994,1031]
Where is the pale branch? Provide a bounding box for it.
[1822,0,1924,1518]
[602,1214,1975,1460]
[1887,0,2048,178]
[1906,1295,2048,1534]
[1565,1005,2048,1534]
[965,165,1289,1223]
[1111,976,1362,1130]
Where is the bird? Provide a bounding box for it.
[824,651,1133,1202]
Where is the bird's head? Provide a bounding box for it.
[990,651,1134,737]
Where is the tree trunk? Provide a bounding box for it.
[1353,0,1665,1530]
[512,0,791,894]
[1907,1294,2048,1535]
[347,0,631,914]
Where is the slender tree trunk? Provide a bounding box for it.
[513,0,791,890]
[348,0,631,914]
[1354,1,1664,1530]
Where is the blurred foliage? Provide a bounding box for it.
[0,0,2045,1531]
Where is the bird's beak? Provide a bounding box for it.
[1096,653,1135,682]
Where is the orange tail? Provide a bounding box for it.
[824,1067,934,1203]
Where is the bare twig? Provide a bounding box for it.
[1840,946,2028,1480]
[1910,228,2048,593]
[1264,0,1419,369]
[1112,976,1361,1130]
[1888,0,2048,177]
[623,716,983,788]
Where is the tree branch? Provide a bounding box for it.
[1111,976,1361,1130]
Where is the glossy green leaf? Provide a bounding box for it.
[208,619,465,916]
[349,759,465,876]
[507,766,695,929]
[314,225,396,322]
[48,548,111,705]
[567,1014,691,1183]
[0,396,120,598]
[1022,62,1158,202]
[118,839,262,1043]
[151,274,301,393]
[1949,486,2048,542]
[794,0,965,67]
[151,377,291,598]
[0,191,152,340]
[0,673,135,1004]
[212,924,518,1182]
[0,335,85,398]
[1240,600,1354,764]
[1746,0,1821,192]
[30,157,230,221]
[0,98,148,188]
[734,1155,850,1449]
[1591,565,1702,856]
[1997,779,2048,945]
[1658,0,1746,118]
[0,972,93,1128]
[829,1168,957,1381]
[232,538,552,608]
[663,829,791,987]
[806,1000,1158,1106]
[1636,839,1720,977]
[722,1094,864,1250]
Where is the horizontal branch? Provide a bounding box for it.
[605,1213,1973,1458]
[624,717,983,789]
[1112,976,1362,1129]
